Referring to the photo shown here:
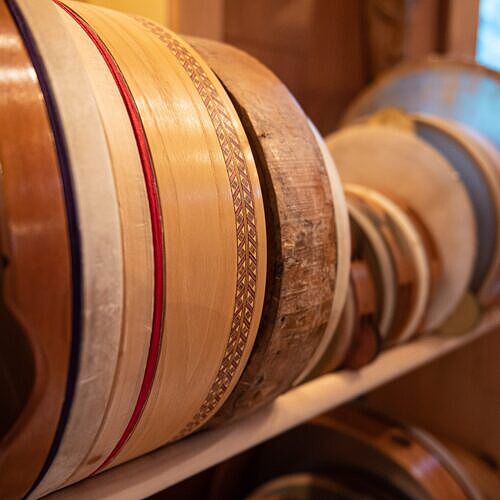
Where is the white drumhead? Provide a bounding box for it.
[327,125,476,331]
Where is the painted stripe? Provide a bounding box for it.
[53,0,165,473]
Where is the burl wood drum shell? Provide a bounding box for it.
[188,38,337,422]
[296,121,350,383]
[5,0,268,496]
[343,59,500,149]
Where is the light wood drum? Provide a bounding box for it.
[327,124,476,332]
[5,0,268,496]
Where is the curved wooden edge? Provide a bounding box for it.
[347,197,397,338]
[53,2,156,486]
[312,408,470,499]
[11,0,125,497]
[343,57,500,123]
[414,114,500,307]
[327,125,477,331]
[293,120,350,385]
[57,4,266,472]
[187,37,336,423]
[45,307,500,500]
[412,114,497,294]
[341,263,381,370]
[0,2,72,498]
[346,184,431,345]
[407,427,483,499]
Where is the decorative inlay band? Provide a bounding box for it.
[54,1,166,472]
[134,17,259,438]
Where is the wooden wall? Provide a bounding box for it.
[80,0,479,134]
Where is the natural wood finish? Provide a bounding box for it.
[0,3,72,498]
[294,121,350,384]
[347,197,396,339]
[209,407,470,499]
[48,308,500,499]
[188,38,336,422]
[342,262,380,370]
[347,185,431,344]
[445,0,479,59]
[441,437,500,500]
[60,0,267,476]
[312,409,471,499]
[343,59,500,149]
[308,285,357,377]
[14,0,125,496]
[171,0,224,40]
[368,325,500,468]
[55,5,154,487]
[224,0,368,135]
[327,124,476,331]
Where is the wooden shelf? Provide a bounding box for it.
[48,307,500,500]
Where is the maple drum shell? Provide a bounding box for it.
[13,0,267,495]
[188,38,337,422]
[55,0,266,474]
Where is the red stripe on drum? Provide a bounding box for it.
[53,0,165,473]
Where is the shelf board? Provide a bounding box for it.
[49,307,500,500]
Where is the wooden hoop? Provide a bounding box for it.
[188,38,336,423]
[0,3,72,497]
[10,0,125,496]
[413,114,500,307]
[327,124,476,331]
[294,121,350,384]
[346,184,430,344]
[54,4,155,486]
[347,197,396,338]
[58,1,267,475]
[343,58,500,148]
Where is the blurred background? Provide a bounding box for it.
[81,0,498,135]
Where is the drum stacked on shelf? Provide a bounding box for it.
[204,405,500,500]
[0,0,498,498]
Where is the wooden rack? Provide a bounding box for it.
[48,307,500,500]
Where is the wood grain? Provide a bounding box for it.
[313,409,470,499]
[346,185,431,344]
[342,262,380,370]
[55,4,154,486]
[327,124,476,331]
[368,324,500,469]
[294,121,350,384]
[347,196,396,339]
[12,0,125,496]
[56,0,267,478]
[0,3,71,498]
[212,407,471,499]
[188,38,336,422]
